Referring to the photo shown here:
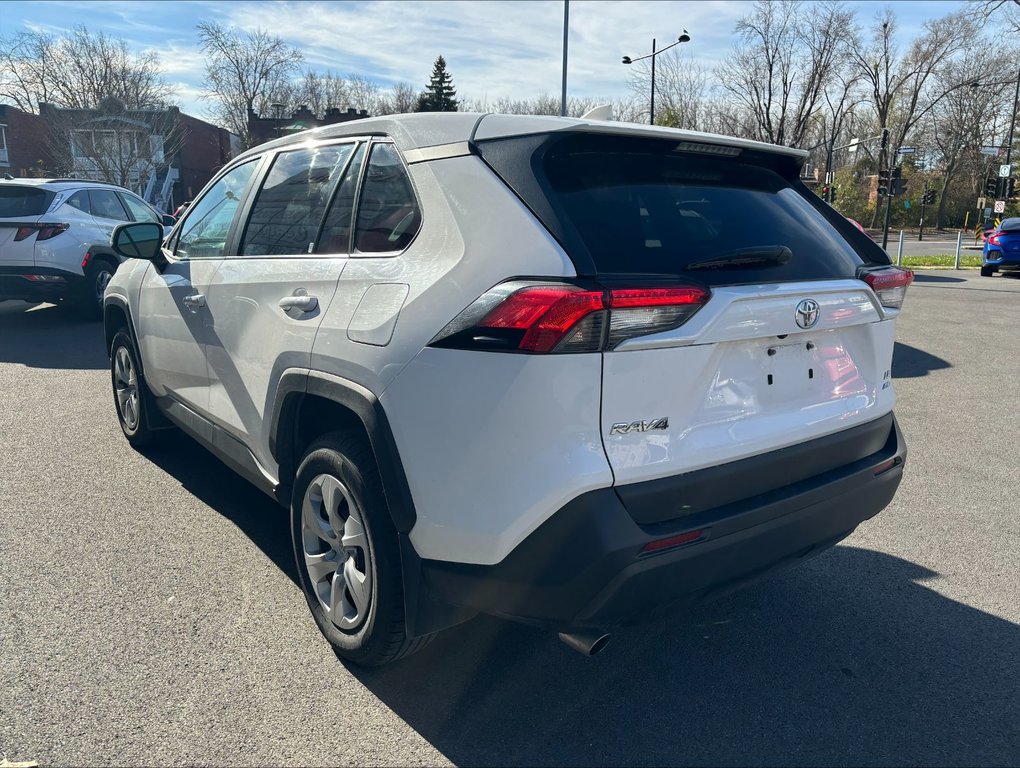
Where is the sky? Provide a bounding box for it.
[0,0,971,121]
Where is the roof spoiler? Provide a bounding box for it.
[580,105,613,122]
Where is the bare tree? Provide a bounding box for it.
[717,0,854,147]
[0,26,172,112]
[197,22,303,149]
[375,82,419,115]
[627,46,710,129]
[345,74,380,114]
[42,98,187,208]
[850,8,978,224]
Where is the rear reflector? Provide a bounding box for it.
[431,280,709,354]
[640,529,705,555]
[862,267,914,310]
[872,457,902,476]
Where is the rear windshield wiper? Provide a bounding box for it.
[685,246,792,271]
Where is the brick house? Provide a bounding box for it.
[247,105,369,147]
[0,104,49,178]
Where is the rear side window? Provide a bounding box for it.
[317,144,365,254]
[64,190,91,213]
[0,186,52,217]
[354,143,421,253]
[483,133,878,285]
[241,143,354,256]
[89,189,130,222]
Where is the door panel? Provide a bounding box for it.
[202,142,358,471]
[136,259,221,413]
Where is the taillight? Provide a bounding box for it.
[36,223,69,241]
[430,280,709,353]
[987,232,1002,246]
[12,223,69,242]
[862,267,914,310]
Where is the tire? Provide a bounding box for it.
[980,265,995,277]
[110,328,161,448]
[291,431,433,666]
[75,257,117,320]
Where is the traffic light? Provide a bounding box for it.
[986,177,1000,197]
[891,177,907,196]
[922,190,936,205]
[830,185,838,203]
[1007,178,1018,201]
[877,169,891,195]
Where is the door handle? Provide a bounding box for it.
[278,295,319,313]
[182,293,206,310]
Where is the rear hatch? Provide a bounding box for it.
[0,184,54,267]
[476,129,904,511]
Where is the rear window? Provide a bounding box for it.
[0,186,52,217]
[479,133,886,284]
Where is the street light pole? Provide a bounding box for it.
[560,0,569,117]
[622,31,690,127]
[1006,64,1020,169]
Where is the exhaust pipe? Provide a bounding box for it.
[558,630,611,656]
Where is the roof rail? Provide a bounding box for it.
[43,178,122,186]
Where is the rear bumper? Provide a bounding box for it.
[984,250,1020,268]
[0,266,81,301]
[418,414,906,631]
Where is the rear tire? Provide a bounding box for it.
[110,328,161,448]
[980,265,995,277]
[291,431,433,666]
[75,257,117,320]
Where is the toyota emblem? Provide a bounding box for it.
[795,299,819,329]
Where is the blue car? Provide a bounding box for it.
[981,217,1020,276]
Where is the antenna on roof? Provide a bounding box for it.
[580,105,613,122]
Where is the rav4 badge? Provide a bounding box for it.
[610,418,669,435]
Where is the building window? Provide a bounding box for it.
[0,124,8,166]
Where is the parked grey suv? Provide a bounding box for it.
[104,113,910,665]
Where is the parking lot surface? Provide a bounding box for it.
[1,272,1018,767]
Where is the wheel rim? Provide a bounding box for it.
[113,345,140,431]
[95,268,113,302]
[301,473,373,631]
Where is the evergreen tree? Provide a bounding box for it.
[415,55,458,112]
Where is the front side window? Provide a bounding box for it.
[240,143,354,257]
[175,159,258,260]
[119,192,160,224]
[354,143,421,253]
[89,189,130,222]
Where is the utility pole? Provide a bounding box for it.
[881,128,893,251]
[919,182,927,242]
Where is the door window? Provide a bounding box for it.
[316,143,366,254]
[89,189,131,222]
[175,159,258,260]
[119,192,160,224]
[240,143,354,257]
[354,143,421,253]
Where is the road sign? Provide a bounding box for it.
[978,196,986,209]
[994,200,1006,213]
[985,207,993,218]
[1000,164,1013,178]
[897,147,915,155]
[981,146,1001,156]
[847,138,860,154]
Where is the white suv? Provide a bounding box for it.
[103,114,910,666]
[0,178,171,317]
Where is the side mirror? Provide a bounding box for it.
[113,222,164,262]
[162,214,177,227]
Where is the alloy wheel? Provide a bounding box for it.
[301,473,373,631]
[113,346,139,431]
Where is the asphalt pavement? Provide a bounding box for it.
[1,272,1018,767]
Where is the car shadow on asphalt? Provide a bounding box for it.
[0,301,107,370]
[350,546,1019,766]
[139,432,298,583]
[891,341,951,379]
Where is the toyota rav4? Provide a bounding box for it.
[103,114,910,666]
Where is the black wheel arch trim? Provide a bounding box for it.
[103,294,144,375]
[269,368,418,535]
